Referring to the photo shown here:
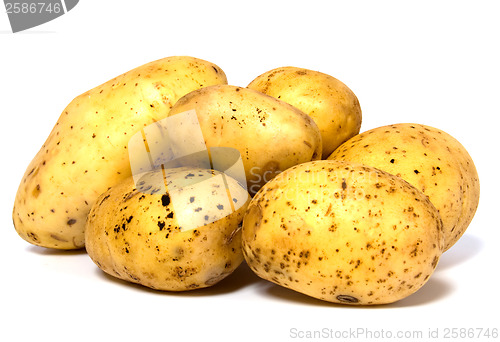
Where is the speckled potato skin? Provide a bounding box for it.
[247,67,362,158]
[168,85,322,195]
[13,56,227,249]
[328,123,480,251]
[85,167,249,291]
[242,160,444,305]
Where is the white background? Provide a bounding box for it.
[1,1,499,341]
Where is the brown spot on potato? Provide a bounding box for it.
[161,194,171,206]
[32,184,41,198]
[246,204,263,240]
[123,189,139,202]
[50,234,68,242]
[26,232,39,242]
[99,194,111,205]
[431,256,439,268]
[262,160,281,179]
[325,203,333,216]
[157,221,166,230]
[205,272,231,286]
[336,295,359,304]
[225,224,242,245]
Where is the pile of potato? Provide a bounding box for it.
[12,56,479,305]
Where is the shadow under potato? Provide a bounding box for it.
[257,274,454,308]
[26,244,87,256]
[387,276,454,308]
[435,234,483,272]
[261,282,338,307]
[27,234,473,305]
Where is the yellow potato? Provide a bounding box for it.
[168,85,322,195]
[247,66,362,158]
[242,160,444,305]
[13,56,227,249]
[85,167,249,291]
[328,123,480,251]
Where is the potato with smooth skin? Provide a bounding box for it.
[13,56,227,249]
[85,167,249,291]
[328,123,479,251]
[242,160,444,305]
[168,85,322,195]
[247,66,362,158]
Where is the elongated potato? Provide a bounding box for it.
[86,167,249,291]
[247,66,362,158]
[13,56,227,249]
[328,123,480,251]
[168,85,322,195]
[242,160,444,305]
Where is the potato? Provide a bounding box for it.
[247,66,362,158]
[242,160,444,305]
[85,167,249,291]
[13,56,227,249]
[168,85,322,195]
[328,123,480,251]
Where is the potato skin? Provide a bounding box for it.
[168,85,322,195]
[85,167,249,291]
[13,56,227,249]
[242,160,444,305]
[328,123,480,251]
[247,66,362,158]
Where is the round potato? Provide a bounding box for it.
[328,123,480,251]
[85,167,249,291]
[242,160,444,305]
[167,85,322,195]
[247,66,362,158]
